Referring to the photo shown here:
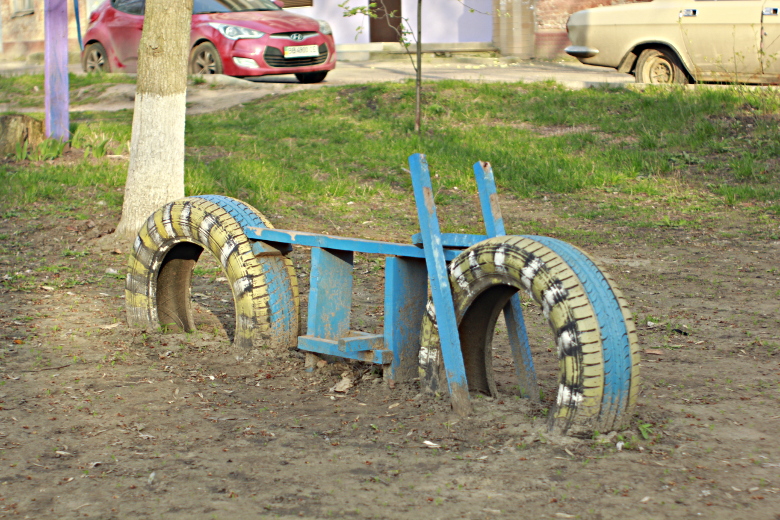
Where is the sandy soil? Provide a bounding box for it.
[1,167,779,520]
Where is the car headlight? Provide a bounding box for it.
[317,20,332,36]
[207,23,265,40]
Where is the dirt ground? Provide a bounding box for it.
[2,99,780,518]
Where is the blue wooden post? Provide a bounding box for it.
[409,153,471,416]
[73,0,83,50]
[45,0,70,141]
[383,256,427,383]
[473,161,538,400]
[306,247,354,340]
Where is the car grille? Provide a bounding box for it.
[264,44,328,68]
[269,32,319,41]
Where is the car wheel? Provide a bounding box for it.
[189,42,223,75]
[83,42,109,73]
[635,48,689,84]
[295,72,328,84]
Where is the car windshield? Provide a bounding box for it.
[193,0,280,14]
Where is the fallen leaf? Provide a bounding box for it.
[332,376,353,393]
[644,349,664,356]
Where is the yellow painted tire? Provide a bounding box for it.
[419,236,640,433]
[125,196,299,352]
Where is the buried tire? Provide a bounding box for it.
[125,195,299,352]
[419,236,640,433]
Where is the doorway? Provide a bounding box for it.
[369,0,403,43]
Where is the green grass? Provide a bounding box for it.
[1,78,779,223]
[0,72,136,107]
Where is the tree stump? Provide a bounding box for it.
[0,115,45,156]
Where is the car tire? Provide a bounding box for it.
[635,48,689,84]
[189,42,223,75]
[295,71,328,84]
[82,42,109,73]
[126,195,300,352]
[418,235,640,434]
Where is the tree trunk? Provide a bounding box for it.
[414,0,422,134]
[114,0,194,241]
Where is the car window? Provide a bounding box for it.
[193,0,280,13]
[111,0,145,15]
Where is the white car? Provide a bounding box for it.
[566,0,780,84]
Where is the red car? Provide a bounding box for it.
[81,0,336,83]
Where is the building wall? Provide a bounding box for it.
[293,0,494,45]
[1,0,649,62]
[1,0,87,59]
[534,0,648,58]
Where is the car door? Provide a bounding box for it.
[762,0,780,74]
[678,0,763,80]
[106,0,146,72]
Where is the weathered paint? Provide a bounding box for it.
[473,161,537,400]
[246,227,462,261]
[473,161,505,237]
[306,247,354,340]
[338,332,385,353]
[410,232,486,248]
[409,153,471,416]
[383,256,427,382]
[44,0,69,140]
[298,335,393,364]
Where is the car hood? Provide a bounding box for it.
[194,11,320,33]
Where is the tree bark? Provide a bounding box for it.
[114,0,194,241]
[414,0,422,134]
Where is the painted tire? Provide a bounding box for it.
[419,236,639,433]
[125,195,299,352]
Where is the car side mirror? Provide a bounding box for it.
[273,0,284,7]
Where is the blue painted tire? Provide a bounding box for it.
[419,236,639,433]
[126,196,299,353]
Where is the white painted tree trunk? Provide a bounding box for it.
[115,0,194,241]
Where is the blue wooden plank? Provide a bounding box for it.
[245,227,462,261]
[298,336,393,364]
[250,240,293,256]
[44,0,70,141]
[383,256,427,382]
[473,161,537,400]
[409,153,471,416]
[410,232,486,248]
[338,332,384,353]
[307,248,353,340]
[473,161,506,236]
